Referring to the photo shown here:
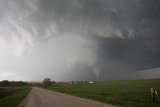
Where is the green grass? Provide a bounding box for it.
[0,87,31,107]
[47,79,160,107]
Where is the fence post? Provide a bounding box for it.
[150,87,155,101]
[155,90,160,102]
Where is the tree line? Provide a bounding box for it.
[0,80,30,87]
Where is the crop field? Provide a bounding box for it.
[48,79,160,107]
[0,86,31,107]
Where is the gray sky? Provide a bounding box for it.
[0,0,160,81]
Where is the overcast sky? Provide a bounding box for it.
[0,0,160,81]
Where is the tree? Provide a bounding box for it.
[1,80,9,87]
[43,78,51,88]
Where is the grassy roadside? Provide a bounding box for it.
[0,87,31,107]
[47,79,160,107]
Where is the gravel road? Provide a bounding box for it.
[19,87,116,107]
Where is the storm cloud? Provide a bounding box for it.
[0,0,160,81]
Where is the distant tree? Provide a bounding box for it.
[43,78,51,88]
[1,80,9,87]
[0,80,30,87]
[51,81,56,86]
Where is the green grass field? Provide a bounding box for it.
[0,86,31,107]
[48,79,160,107]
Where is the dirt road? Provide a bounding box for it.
[19,87,116,107]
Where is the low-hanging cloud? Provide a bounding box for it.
[0,0,160,81]
[1,0,159,55]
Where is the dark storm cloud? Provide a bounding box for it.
[33,0,160,38]
[0,0,160,81]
